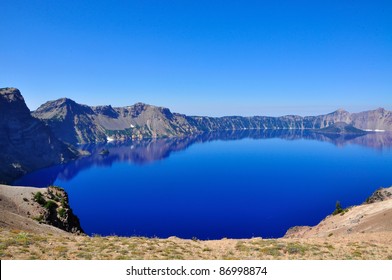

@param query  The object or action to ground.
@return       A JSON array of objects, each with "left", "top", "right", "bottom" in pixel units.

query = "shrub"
[
  {"left": 57, "top": 207, "right": 66, "bottom": 218},
  {"left": 332, "top": 201, "right": 348, "bottom": 215},
  {"left": 33, "top": 215, "right": 44, "bottom": 223},
  {"left": 44, "top": 200, "right": 57, "bottom": 210},
  {"left": 332, "top": 201, "right": 343, "bottom": 215},
  {"left": 60, "top": 198, "right": 67, "bottom": 208},
  {"left": 33, "top": 192, "right": 45, "bottom": 205}
]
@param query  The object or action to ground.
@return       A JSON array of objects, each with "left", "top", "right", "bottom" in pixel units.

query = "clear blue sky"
[{"left": 1, "top": 1, "right": 391, "bottom": 116}]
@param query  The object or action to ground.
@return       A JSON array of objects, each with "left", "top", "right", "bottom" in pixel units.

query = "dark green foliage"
[
  {"left": 60, "top": 198, "right": 67, "bottom": 208},
  {"left": 44, "top": 200, "right": 57, "bottom": 210},
  {"left": 33, "top": 192, "right": 45, "bottom": 205},
  {"left": 57, "top": 207, "right": 66, "bottom": 218},
  {"left": 332, "top": 201, "right": 348, "bottom": 215},
  {"left": 332, "top": 201, "right": 343, "bottom": 215},
  {"left": 33, "top": 215, "right": 44, "bottom": 223}
]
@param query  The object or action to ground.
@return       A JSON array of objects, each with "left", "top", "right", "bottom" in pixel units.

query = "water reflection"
[{"left": 14, "top": 130, "right": 392, "bottom": 187}]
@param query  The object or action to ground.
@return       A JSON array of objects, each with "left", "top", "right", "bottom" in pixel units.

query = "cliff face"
[
  {"left": 0, "top": 88, "right": 78, "bottom": 184},
  {"left": 33, "top": 100, "right": 199, "bottom": 144},
  {"left": 35, "top": 186, "right": 84, "bottom": 233},
  {"left": 352, "top": 108, "right": 392, "bottom": 131},
  {"left": 189, "top": 109, "right": 385, "bottom": 132},
  {"left": 31, "top": 98, "right": 106, "bottom": 144},
  {"left": 33, "top": 96, "right": 392, "bottom": 145},
  {"left": 0, "top": 184, "right": 83, "bottom": 234}
]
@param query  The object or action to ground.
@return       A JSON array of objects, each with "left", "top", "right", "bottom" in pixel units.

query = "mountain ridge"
[{"left": 32, "top": 96, "right": 392, "bottom": 145}]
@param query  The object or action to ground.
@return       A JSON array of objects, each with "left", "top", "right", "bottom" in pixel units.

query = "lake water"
[{"left": 14, "top": 130, "right": 392, "bottom": 239}]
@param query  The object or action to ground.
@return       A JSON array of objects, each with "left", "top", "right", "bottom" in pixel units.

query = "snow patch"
[
  {"left": 364, "top": 129, "right": 385, "bottom": 132},
  {"left": 106, "top": 136, "right": 115, "bottom": 142}
]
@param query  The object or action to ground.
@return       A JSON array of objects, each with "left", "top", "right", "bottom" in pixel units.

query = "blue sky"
[{"left": 1, "top": 1, "right": 391, "bottom": 116}]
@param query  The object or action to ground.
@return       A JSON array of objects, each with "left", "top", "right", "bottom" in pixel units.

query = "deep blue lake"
[{"left": 14, "top": 130, "right": 392, "bottom": 239}]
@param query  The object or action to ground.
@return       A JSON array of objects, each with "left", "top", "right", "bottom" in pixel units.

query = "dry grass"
[{"left": 1, "top": 229, "right": 391, "bottom": 260}]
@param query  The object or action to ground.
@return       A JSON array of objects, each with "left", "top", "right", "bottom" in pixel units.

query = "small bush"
[
  {"left": 57, "top": 207, "right": 66, "bottom": 218},
  {"left": 332, "top": 201, "right": 344, "bottom": 215},
  {"left": 33, "top": 192, "right": 45, "bottom": 205},
  {"left": 33, "top": 215, "right": 44, "bottom": 223},
  {"left": 16, "top": 232, "right": 29, "bottom": 240},
  {"left": 60, "top": 198, "right": 67, "bottom": 208},
  {"left": 44, "top": 200, "right": 57, "bottom": 210}
]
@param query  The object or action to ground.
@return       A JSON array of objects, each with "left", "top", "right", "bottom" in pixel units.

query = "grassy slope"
[{"left": 1, "top": 229, "right": 392, "bottom": 260}]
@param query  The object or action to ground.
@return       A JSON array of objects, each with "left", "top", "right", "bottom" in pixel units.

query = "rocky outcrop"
[
  {"left": 365, "top": 187, "right": 392, "bottom": 204},
  {"left": 32, "top": 96, "right": 392, "bottom": 145},
  {"left": 31, "top": 186, "right": 83, "bottom": 233},
  {"left": 315, "top": 122, "right": 367, "bottom": 135},
  {"left": 0, "top": 88, "right": 79, "bottom": 184},
  {"left": 0, "top": 184, "right": 83, "bottom": 234}
]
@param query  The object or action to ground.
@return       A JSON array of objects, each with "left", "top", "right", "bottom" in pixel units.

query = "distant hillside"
[
  {"left": 32, "top": 96, "right": 392, "bottom": 145},
  {"left": 33, "top": 99, "right": 198, "bottom": 144},
  {"left": 0, "top": 88, "right": 78, "bottom": 184}
]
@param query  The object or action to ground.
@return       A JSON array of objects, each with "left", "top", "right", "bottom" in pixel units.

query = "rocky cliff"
[
  {"left": 33, "top": 99, "right": 199, "bottom": 144},
  {"left": 32, "top": 96, "right": 392, "bottom": 144},
  {"left": 0, "top": 184, "right": 83, "bottom": 234},
  {"left": 189, "top": 108, "right": 392, "bottom": 132},
  {"left": 0, "top": 88, "right": 78, "bottom": 184}
]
